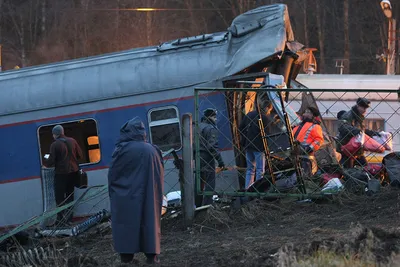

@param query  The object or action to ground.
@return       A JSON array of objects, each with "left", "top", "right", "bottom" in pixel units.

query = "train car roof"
[
  {"left": 297, "top": 74, "right": 400, "bottom": 89},
  {"left": 0, "top": 4, "right": 295, "bottom": 116}
]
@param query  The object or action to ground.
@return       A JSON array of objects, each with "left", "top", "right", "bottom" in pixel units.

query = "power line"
[{"left": 89, "top": 8, "right": 233, "bottom": 12}]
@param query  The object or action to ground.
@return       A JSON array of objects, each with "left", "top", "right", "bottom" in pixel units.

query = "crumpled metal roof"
[{"left": 0, "top": 4, "right": 295, "bottom": 117}]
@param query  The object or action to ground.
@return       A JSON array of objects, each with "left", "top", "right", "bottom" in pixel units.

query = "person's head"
[
  {"left": 257, "top": 93, "right": 273, "bottom": 114},
  {"left": 302, "top": 107, "right": 319, "bottom": 121},
  {"left": 337, "top": 110, "right": 346, "bottom": 120},
  {"left": 52, "top": 125, "right": 64, "bottom": 140},
  {"left": 203, "top": 108, "right": 217, "bottom": 124},
  {"left": 261, "top": 101, "right": 273, "bottom": 114},
  {"left": 356, "top": 97, "right": 370, "bottom": 115},
  {"left": 119, "top": 117, "right": 147, "bottom": 142}
]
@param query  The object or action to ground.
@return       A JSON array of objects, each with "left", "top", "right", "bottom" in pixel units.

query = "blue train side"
[{"left": 0, "top": 4, "right": 307, "bottom": 228}]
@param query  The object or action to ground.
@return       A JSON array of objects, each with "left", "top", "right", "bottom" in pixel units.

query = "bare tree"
[
  {"left": 343, "top": 0, "right": 350, "bottom": 73},
  {"left": 303, "top": 0, "right": 309, "bottom": 47},
  {"left": 184, "top": 0, "right": 198, "bottom": 34},
  {"left": 316, "top": 0, "right": 325, "bottom": 73},
  {"left": 41, "top": 0, "right": 46, "bottom": 33}
]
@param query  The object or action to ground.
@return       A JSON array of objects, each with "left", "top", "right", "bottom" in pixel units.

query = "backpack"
[{"left": 383, "top": 152, "right": 400, "bottom": 187}]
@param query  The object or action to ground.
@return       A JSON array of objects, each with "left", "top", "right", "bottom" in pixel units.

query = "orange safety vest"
[{"left": 293, "top": 122, "right": 323, "bottom": 152}]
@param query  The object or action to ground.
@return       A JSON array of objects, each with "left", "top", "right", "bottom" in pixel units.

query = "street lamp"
[
  {"left": 380, "top": 0, "right": 396, "bottom": 75},
  {"left": 380, "top": 0, "right": 392, "bottom": 18}
]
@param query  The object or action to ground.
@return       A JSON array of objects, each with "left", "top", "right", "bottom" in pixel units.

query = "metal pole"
[
  {"left": 256, "top": 90, "right": 276, "bottom": 185},
  {"left": 0, "top": 44, "right": 2, "bottom": 72},
  {"left": 390, "top": 19, "right": 396, "bottom": 74},
  {"left": 387, "top": 18, "right": 397, "bottom": 75},
  {"left": 182, "top": 113, "right": 194, "bottom": 226},
  {"left": 397, "top": 25, "right": 400, "bottom": 74},
  {"left": 277, "top": 92, "right": 307, "bottom": 195}
]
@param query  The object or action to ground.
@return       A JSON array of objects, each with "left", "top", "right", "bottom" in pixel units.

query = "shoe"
[{"left": 146, "top": 255, "right": 160, "bottom": 265}]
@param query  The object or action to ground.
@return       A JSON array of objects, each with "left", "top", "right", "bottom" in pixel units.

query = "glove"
[
  {"left": 173, "top": 159, "right": 183, "bottom": 170},
  {"left": 218, "top": 161, "right": 225, "bottom": 169}
]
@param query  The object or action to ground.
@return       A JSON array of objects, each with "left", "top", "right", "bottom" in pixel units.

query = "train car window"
[
  {"left": 37, "top": 119, "right": 101, "bottom": 165},
  {"left": 148, "top": 106, "right": 182, "bottom": 152},
  {"left": 324, "top": 118, "right": 385, "bottom": 137}
]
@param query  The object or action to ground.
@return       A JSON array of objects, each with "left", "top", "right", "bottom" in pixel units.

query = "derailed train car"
[{"left": 0, "top": 4, "right": 325, "bottom": 228}]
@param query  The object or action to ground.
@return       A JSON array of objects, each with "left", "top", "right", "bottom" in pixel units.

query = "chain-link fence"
[{"left": 193, "top": 86, "right": 400, "bottom": 201}]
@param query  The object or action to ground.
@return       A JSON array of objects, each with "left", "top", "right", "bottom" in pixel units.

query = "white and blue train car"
[
  {"left": 296, "top": 74, "right": 400, "bottom": 161},
  {"left": 0, "top": 4, "right": 310, "bottom": 228}
]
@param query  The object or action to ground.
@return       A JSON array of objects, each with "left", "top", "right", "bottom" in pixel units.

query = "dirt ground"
[{"left": 2, "top": 187, "right": 400, "bottom": 267}]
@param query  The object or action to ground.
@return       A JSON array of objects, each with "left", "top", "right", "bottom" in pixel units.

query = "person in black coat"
[
  {"left": 196, "top": 108, "right": 225, "bottom": 207},
  {"left": 239, "top": 100, "right": 274, "bottom": 189},
  {"left": 108, "top": 117, "right": 164, "bottom": 265},
  {"left": 338, "top": 97, "right": 380, "bottom": 168}
]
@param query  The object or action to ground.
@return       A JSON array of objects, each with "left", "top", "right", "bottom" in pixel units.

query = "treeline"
[{"left": 0, "top": 0, "right": 397, "bottom": 74}]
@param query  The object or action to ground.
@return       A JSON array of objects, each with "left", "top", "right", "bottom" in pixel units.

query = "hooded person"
[{"left": 108, "top": 117, "right": 164, "bottom": 265}]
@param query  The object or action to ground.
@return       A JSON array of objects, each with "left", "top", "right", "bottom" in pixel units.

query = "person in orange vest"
[{"left": 292, "top": 107, "right": 324, "bottom": 176}]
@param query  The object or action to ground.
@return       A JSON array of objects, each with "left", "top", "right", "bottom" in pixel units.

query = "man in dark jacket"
[
  {"left": 108, "top": 117, "right": 164, "bottom": 265},
  {"left": 196, "top": 108, "right": 225, "bottom": 207},
  {"left": 45, "top": 125, "right": 83, "bottom": 225},
  {"left": 239, "top": 101, "right": 273, "bottom": 188},
  {"left": 338, "top": 97, "right": 380, "bottom": 168}
]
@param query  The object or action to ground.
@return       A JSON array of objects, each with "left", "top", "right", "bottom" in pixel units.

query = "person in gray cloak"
[{"left": 108, "top": 117, "right": 164, "bottom": 265}]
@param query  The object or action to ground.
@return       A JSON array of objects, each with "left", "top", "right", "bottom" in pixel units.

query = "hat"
[
  {"left": 203, "top": 108, "right": 217, "bottom": 118},
  {"left": 337, "top": 110, "right": 346, "bottom": 119},
  {"left": 356, "top": 97, "right": 371, "bottom": 108},
  {"left": 52, "top": 125, "right": 64, "bottom": 136},
  {"left": 304, "top": 106, "right": 320, "bottom": 117}
]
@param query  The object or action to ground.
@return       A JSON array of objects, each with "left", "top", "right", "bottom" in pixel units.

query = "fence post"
[{"left": 182, "top": 113, "right": 194, "bottom": 226}]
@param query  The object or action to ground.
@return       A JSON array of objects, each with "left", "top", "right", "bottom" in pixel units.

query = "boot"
[{"left": 145, "top": 254, "right": 160, "bottom": 265}]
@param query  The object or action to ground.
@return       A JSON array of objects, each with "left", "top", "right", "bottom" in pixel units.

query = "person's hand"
[
  {"left": 351, "top": 129, "right": 361, "bottom": 136},
  {"left": 218, "top": 161, "right": 225, "bottom": 169}
]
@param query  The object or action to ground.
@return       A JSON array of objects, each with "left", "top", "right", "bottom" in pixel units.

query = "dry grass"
[{"left": 2, "top": 189, "right": 400, "bottom": 266}]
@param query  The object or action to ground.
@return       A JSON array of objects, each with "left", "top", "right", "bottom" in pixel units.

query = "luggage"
[
  {"left": 274, "top": 172, "right": 297, "bottom": 191},
  {"left": 382, "top": 152, "right": 400, "bottom": 187},
  {"left": 75, "top": 169, "right": 88, "bottom": 189},
  {"left": 364, "top": 163, "right": 384, "bottom": 180},
  {"left": 364, "top": 135, "right": 385, "bottom": 153},
  {"left": 341, "top": 133, "right": 365, "bottom": 156},
  {"left": 372, "top": 131, "right": 393, "bottom": 151},
  {"left": 341, "top": 132, "right": 385, "bottom": 156},
  {"left": 342, "top": 168, "right": 381, "bottom": 195}
]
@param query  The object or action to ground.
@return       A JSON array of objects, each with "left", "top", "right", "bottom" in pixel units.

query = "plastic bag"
[
  {"left": 341, "top": 132, "right": 365, "bottom": 156},
  {"left": 321, "top": 178, "right": 344, "bottom": 194},
  {"left": 320, "top": 173, "right": 341, "bottom": 185},
  {"left": 372, "top": 131, "right": 393, "bottom": 151},
  {"left": 364, "top": 135, "right": 385, "bottom": 153}
]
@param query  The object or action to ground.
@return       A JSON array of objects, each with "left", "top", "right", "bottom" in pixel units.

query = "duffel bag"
[{"left": 383, "top": 152, "right": 400, "bottom": 187}]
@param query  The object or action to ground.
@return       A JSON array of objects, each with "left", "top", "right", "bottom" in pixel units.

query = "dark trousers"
[
  {"left": 54, "top": 172, "right": 77, "bottom": 223},
  {"left": 340, "top": 154, "right": 367, "bottom": 169},
  {"left": 195, "top": 152, "right": 216, "bottom": 207},
  {"left": 301, "top": 158, "right": 312, "bottom": 177}
]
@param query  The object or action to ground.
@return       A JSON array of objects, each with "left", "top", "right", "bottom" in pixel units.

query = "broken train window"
[
  {"left": 148, "top": 106, "right": 182, "bottom": 152},
  {"left": 37, "top": 119, "right": 101, "bottom": 165}
]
